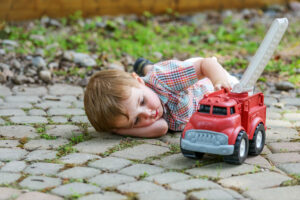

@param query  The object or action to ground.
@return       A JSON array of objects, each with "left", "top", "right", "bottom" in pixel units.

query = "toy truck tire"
[
  {"left": 224, "top": 131, "right": 249, "bottom": 165},
  {"left": 249, "top": 123, "right": 265, "bottom": 155},
  {"left": 180, "top": 147, "right": 204, "bottom": 159}
]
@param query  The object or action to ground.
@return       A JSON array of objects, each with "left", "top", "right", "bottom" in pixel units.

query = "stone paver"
[
  {"left": 268, "top": 142, "right": 300, "bottom": 153},
  {"left": 10, "top": 116, "right": 48, "bottom": 124},
  {"left": 60, "top": 95, "right": 77, "bottom": 102},
  {"left": 0, "top": 140, "right": 19, "bottom": 148},
  {"left": 73, "top": 101, "right": 84, "bottom": 108},
  {"left": 280, "top": 97, "right": 300, "bottom": 106},
  {"left": 264, "top": 96, "right": 277, "bottom": 106},
  {"left": 19, "top": 175, "right": 61, "bottom": 190},
  {"left": 0, "top": 161, "right": 26, "bottom": 173},
  {"left": 152, "top": 153, "right": 197, "bottom": 169},
  {"left": 0, "top": 172, "right": 21, "bottom": 184},
  {"left": 47, "top": 108, "right": 85, "bottom": 116},
  {"left": 188, "top": 189, "right": 243, "bottom": 200},
  {"left": 36, "top": 101, "right": 72, "bottom": 109},
  {"left": 60, "top": 153, "right": 101, "bottom": 164},
  {"left": 0, "top": 109, "right": 26, "bottom": 116},
  {"left": 111, "top": 144, "right": 169, "bottom": 160},
  {"left": 16, "top": 192, "right": 63, "bottom": 200},
  {"left": 28, "top": 109, "right": 47, "bottom": 116},
  {"left": 58, "top": 167, "right": 100, "bottom": 179},
  {"left": 283, "top": 113, "right": 300, "bottom": 121},
  {"left": 0, "top": 148, "right": 28, "bottom": 161},
  {"left": 266, "top": 111, "right": 281, "bottom": 120},
  {"left": 0, "top": 102, "right": 32, "bottom": 109},
  {"left": 138, "top": 190, "right": 185, "bottom": 200},
  {"left": 46, "top": 125, "right": 82, "bottom": 138},
  {"left": 0, "top": 125, "right": 38, "bottom": 138},
  {"left": 5, "top": 96, "right": 40, "bottom": 103},
  {"left": 267, "top": 153, "right": 300, "bottom": 164},
  {"left": 244, "top": 185, "right": 300, "bottom": 200},
  {"left": 71, "top": 115, "right": 90, "bottom": 123},
  {"left": 88, "top": 157, "right": 132, "bottom": 172},
  {"left": 117, "top": 181, "right": 165, "bottom": 194},
  {"left": 74, "top": 138, "right": 121, "bottom": 154},
  {"left": 0, "top": 187, "right": 22, "bottom": 199},
  {"left": 244, "top": 155, "right": 273, "bottom": 169},
  {"left": 12, "top": 86, "right": 48, "bottom": 96},
  {"left": 267, "top": 119, "right": 293, "bottom": 128},
  {"left": 51, "top": 182, "right": 101, "bottom": 197},
  {"left": 0, "top": 85, "right": 12, "bottom": 96},
  {"left": 145, "top": 171, "right": 190, "bottom": 184},
  {"left": 51, "top": 116, "right": 68, "bottom": 123},
  {"left": 186, "top": 163, "right": 257, "bottom": 178},
  {"left": 277, "top": 163, "right": 300, "bottom": 175},
  {"left": 119, "top": 164, "right": 164, "bottom": 178},
  {"left": 24, "top": 162, "right": 64, "bottom": 175},
  {"left": 25, "top": 150, "right": 57, "bottom": 161},
  {"left": 89, "top": 173, "right": 136, "bottom": 188},
  {"left": 218, "top": 171, "right": 291, "bottom": 191},
  {"left": 169, "top": 178, "right": 221, "bottom": 192},
  {"left": 160, "top": 132, "right": 181, "bottom": 145},
  {"left": 48, "top": 84, "right": 83, "bottom": 96},
  {"left": 24, "top": 138, "right": 69, "bottom": 150},
  {"left": 79, "top": 192, "right": 127, "bottom": 200},
  {"left": 266, "top": 127, "right": 299, "bottom": 142}
]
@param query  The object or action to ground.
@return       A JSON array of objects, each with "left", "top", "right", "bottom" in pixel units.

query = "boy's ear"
[{"left": 131, "top": 72, "right": 145, "bottom": 85}]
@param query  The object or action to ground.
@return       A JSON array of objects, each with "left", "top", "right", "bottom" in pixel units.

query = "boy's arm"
[
  {"left": 193, "top": 57, "right": 231, "bottom": 91},
  {"left": 113, "top": 118, "right": 168, "bottom": 138}
]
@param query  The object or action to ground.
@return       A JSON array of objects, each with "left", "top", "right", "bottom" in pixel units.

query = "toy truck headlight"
[{"left": 215, "top": 135, "right": 227, "bottom": 145}]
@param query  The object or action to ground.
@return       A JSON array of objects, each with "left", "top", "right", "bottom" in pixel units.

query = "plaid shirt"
[{"left": 142, "top": 60, "right": 214, "bottom": 131}]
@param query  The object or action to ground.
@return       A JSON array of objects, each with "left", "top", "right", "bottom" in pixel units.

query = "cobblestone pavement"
[{"left": 0, "top": 84, "right": 299, "bottom": 200}]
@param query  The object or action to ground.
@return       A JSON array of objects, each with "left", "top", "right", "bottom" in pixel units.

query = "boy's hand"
[
  {"left": 214, "top": 80, "right": 232, "bottom": 92},
  {"left": 194, "top": 57, "right": 232, "bottom": 92}
]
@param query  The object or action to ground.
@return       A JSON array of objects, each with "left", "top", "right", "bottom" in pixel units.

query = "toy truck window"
[
  {"left": 212, "top": 106, "right": 227, "bottom": 115},
  {"left": 199, "top": 105, "right": 210, "bottom": 113},
  {"left": 230, "top": 107, "right": 235, "bottom": 114}
]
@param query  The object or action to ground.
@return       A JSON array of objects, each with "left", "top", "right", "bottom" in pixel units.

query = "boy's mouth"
[{"left": 153, "top": 109, "right": 158, "bottom": 118}]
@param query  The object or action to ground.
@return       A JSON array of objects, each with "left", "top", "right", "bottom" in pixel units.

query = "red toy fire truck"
[{"left": 180, "top": 18, "right": 288, "bottom": 164}]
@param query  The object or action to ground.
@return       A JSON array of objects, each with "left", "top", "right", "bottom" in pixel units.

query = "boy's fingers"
[
  {"left": 214, "top": 83, "right": 232, "bottom": 92},
  {"left": 214, "top": 84, "right": 222, "bottom": 91}
]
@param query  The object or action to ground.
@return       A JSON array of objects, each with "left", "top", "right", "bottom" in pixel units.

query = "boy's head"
[
  {"left": 84, "top": 69, "right": 140, "bottom": 132},
  {"left": 84, "top": 69, "right": 164, "bottom": 133}
]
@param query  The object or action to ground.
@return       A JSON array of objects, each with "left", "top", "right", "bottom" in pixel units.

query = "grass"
[
  {"left": 1, "top": 11, "right": 299, "bottom": 86},
  {"left": 102, "top": 138, "right": 144, "bottom": 157}
]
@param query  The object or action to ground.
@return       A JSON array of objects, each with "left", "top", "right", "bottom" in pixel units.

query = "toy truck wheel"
[
  {"left": 181, "top": 148, "right": 204, "bottom": 159},
  {"left": 249, "top": 123, "right": 265, "bottom": 155},
  {"left": 224, "top": 131, "right": 249, "bottom": 165}
]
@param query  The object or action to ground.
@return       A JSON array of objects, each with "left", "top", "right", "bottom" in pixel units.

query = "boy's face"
[{"left": 114, "top": 75, "right": 163, "bottom": 129}]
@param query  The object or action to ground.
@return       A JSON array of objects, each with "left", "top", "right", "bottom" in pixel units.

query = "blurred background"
[
  {"left": 0, "top": 0, "right": 299, "bottom": 95},
  {"left": 0, "top": 0, "right": 299, "bottom": 21}
]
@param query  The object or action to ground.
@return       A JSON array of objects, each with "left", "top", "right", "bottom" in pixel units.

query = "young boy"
[{"left": 84, "top": 57, "right": 239, "bottom": 138}]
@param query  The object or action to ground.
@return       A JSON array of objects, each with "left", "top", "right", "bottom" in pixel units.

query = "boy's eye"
[
  {"left": 134, "top": 117, "right": 139, "bottom": 125},
  {"left": 140, "top": 97, "right": 145, "bottom": 105}
]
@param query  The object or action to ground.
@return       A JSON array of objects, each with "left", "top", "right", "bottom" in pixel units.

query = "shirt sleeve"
[{"left": 148, "top": 60, "right": 198, "bottom": 92}]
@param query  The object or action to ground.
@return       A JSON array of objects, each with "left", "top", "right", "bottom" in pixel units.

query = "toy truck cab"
[{"left": 180, "top": 89, "right": 266, "bottom": 164}]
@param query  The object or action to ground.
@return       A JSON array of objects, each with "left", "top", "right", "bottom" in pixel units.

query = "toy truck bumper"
[{"left": 181, "top": 129, "right": 234, "bottom": 155}]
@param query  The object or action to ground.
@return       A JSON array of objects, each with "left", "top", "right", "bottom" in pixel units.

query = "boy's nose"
[{"left": 140, "top": 108, "right": 153, "bottom": 118}]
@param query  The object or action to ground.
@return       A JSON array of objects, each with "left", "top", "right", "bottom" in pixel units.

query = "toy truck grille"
[
  {"left": 181, "top": 130, "right": 234, "bottom": 155},
  {"left": 185, "top": 130, "right": 228, "bottom": 145}
]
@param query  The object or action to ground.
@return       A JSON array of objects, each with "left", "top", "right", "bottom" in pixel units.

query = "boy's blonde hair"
[{"left": 84, "top": 69, "right": 140, "bottom": 132}]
